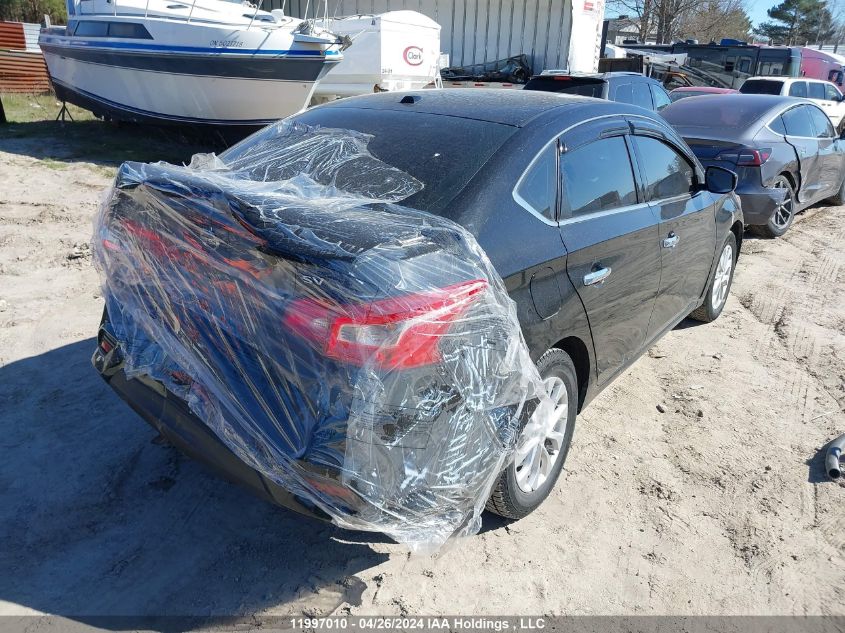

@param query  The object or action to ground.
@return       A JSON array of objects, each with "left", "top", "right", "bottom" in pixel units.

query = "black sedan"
[
  {"left": 662, "top": 94, "right": 845, "bottom": 237},
  {"left": 92, "top": 90, "right": 742, "bottom": 531}
]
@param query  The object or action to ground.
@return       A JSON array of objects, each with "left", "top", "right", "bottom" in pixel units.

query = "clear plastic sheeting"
[{"left": 92, "top": 120, "right": 552, "bottom": 550}]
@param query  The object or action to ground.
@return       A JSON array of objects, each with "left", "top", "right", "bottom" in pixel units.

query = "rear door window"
[
  {"left": 782, "top": 106, "right": 816, "bottom": 137},
  {"left": 560, "top": 136, "right": 638, "bottom": 219},
  {"left": 807, "top": 105, "right": 835, "bottom": 138},
  {"left": 632, "top": 83, "right": 654, "bottom": 109},
  {"left": 808, "top": 82, "right": 826, "bottom": 100},
  {"left": 788, "top": 81, "right": 808, "bottom": 98},
  {"left": 614, "top": 83, "right": 634, "bottom": 104},
  {"left": 514, "top": 144, "right": 557, "bottom": 221},
  {"left": 651, "top": 85, "right": 672, "bottom": 111}
]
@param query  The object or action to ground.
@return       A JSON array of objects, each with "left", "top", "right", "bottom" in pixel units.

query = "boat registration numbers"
[{"left": 210, "top": 40, "right": 244, "bottom": 48}]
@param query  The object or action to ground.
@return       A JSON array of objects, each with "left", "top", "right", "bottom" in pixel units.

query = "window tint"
[
  {"left": 631, "top": 136, "right": 695, "bottom": 200},
  {"left": 632, "top": 82, "right": 653, "bottom": 109},
  {"left": 107, "top": 22, "right": 153, "bottom": 39},
  {"left": 808, "top": 82, "right": 825, "bottom": 99},
  {"left": 614, "top": 83, "right": 634, "bottom": 104},
  {"left": 806, "top": 105, "right": 835, "bottom": 138},
  {"left": 514, "top": 144, "right": 557, "bottom": 221},
  {"left": 74, "top": 20, "right": 108, "bottom": 36},
  {"left": 769, "top": 115, "right": 787, "bottom": 134},
  {"left": 523, "top": 77, "right": 605, "bottom": 97},
  {"left": 788, "top": 81, "right": 807, "bottom": 97},
  {"left": 560, "top": 136, "right": 637, "bottom": 218},
  {"left": 651, "top": 85, "right": 672, "bottom": 110},
  {"left": 739, "top": 79, "right": 784, "bottom": 95},
  {"left": 825, "top": 83, "right": 841, "bottom": 101},
  {"left": 781, "top": 106, "right": 816, "bottom": 137}
]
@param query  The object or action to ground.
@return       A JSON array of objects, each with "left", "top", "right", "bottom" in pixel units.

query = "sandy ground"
[{"left": 0, "top": 129, "right": 843, "bottom": 623}]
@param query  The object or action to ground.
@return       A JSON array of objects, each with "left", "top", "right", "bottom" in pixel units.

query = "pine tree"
[{"left": 755, "top": 0, "right": 834, "bottom": 45}]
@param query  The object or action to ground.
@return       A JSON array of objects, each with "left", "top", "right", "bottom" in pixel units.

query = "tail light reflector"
[
  {"left": 716, "top": 148, "right": 772, "bottom": 166},
  {"left": 283, "top": 279, "right": 487, "bottom": 369}
]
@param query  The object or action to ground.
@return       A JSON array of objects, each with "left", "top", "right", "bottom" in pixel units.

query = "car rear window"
[
  {"left": 524, "top": 76, "right": 605, "bottom": 98},
  {"left": 740, "top": 79, "right": 784, "bottom": 95},
  {"left": 220, "top": 107, "right": 516, "bottom": 214},
  {"left": 662, "top": 97, "right": 774, "bottom": 130}
]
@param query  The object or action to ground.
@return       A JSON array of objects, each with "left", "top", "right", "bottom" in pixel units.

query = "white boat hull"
[{"left": 43, "top": 51, "right": 321, "bottom": 124}]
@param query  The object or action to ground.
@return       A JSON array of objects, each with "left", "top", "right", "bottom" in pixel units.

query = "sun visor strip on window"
[{"left": 92, "top": 121, "right": 553, "bottom": 552}]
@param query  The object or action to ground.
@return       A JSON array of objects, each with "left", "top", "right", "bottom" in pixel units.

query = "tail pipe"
[{"left": 826, "top": 433, "right": 845, "bottom": 480}]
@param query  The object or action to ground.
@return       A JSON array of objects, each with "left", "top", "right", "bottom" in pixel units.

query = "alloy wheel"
[
  {"left": 772, "top": 178, "right": 794, "bottom": 229},
  {"left": 514, "top": 376, "right": 569, "bottom": 494},
  {"left": 710, "top": 242, "right": 734, "bottom": 312}
]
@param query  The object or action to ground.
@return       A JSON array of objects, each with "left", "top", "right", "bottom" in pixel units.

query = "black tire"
[
  {"left": 689, "top": 232, "right": 737, "bottom": 323},
  {"left": 486, "top": 348, "right": 577, "bottom": 520},
  {"left": 755, "top": 175, "right": 795, "bottom": 238}
]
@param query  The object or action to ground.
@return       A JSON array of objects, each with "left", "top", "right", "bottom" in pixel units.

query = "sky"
[{"left": 746, "top": 0, "right": 773, "bottom": 28}]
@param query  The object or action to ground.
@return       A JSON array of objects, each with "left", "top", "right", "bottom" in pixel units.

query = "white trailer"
[
  {"left": 273, "top": 0, "right": 606, "bottom": 75},
  {"left": 313, "top": 10, "right": 441, "bottom": 101}
]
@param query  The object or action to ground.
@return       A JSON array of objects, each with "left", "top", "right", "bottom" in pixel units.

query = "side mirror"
[{"left": 704, "top": 165, "right": 737, "bottom": 194}]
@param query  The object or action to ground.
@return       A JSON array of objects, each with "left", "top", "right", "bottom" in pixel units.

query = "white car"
[{"left": 740, "top": 76, "right": 845, "bottom": 131}]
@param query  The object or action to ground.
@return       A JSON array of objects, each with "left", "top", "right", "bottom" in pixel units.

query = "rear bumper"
[
  {"left": 734, "top": 183, "right": 788, "bottom": 227},
  {"left": 93, "top": 343, "right": 340, "bottom": 522}
]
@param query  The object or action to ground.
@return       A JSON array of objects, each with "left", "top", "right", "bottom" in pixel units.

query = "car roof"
[
  {"left": 319, "top": 88, "right": 615, "bottom": 127},
  {"left": 536, "top": 71, "right": 647, "bottom": 80}
]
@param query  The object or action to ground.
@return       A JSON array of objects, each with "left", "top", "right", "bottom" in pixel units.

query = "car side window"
[
  {"left": 769, "top": 115, "right": 787, "bottom": 134},
  {"left": 630, "top": 136, "right": 695, "bottom": 200},
  {"left": 806, "top": 105, "right": 835, "bottom": 138},
  {"left": 782, "top": 106, "right": 815, "bottom": 137},
  {"left": 513, "top": 143, "right": 557, "bottom": 222},
  {"left": 808, "top": 82, "right": 825, "bottom": 100},
  {"left": 614, "top": 83, "right": 634, "bottom": 104},
  {"left": 788, "top": 81, "right": 807, "bottom": 98},
  {"left": 651, "top": 85, "right": 672, "bottom": 111},
  {"left": 825, "top": 83, "right": 841, "bottom": 101},
  {"left": 632, "top": 83, "right": 653, "bottom": 109},
  {"left": 560, "top": 136, "right": 638, "bottom": 219}
]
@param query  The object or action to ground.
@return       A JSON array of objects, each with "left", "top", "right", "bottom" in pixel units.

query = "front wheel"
[
  {"left": 689, "top": 232, "right": 737, "bottom": 323},
  {"left": 486, "top": 348, "right": 577, "bottom": 520}
]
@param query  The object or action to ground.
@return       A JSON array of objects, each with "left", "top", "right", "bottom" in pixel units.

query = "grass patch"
[{"left": 0, "top": 91, "right": 239, "bottom": 167}]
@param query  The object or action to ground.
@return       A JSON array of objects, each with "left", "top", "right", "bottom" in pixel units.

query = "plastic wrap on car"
[{"left": 92, "top": 120, "right": 553, "bottom": 551}]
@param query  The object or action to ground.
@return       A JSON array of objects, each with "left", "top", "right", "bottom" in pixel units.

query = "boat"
[
  {"left": 311, "top": 10, "right": 441, "bottom": 102},
  {"left": 38, "top": 0, "right": 346, "bottom": 125}
]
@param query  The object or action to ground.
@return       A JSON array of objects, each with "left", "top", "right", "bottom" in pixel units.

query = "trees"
[
  {"left": 754, "top": 0, "right": 835, "bottom": 45},
  {"left": 0, "top": 0, "right": 68, "bottom": 24},
  {"left": 608, "top": 0, "right": 752, "bottom": 43}
]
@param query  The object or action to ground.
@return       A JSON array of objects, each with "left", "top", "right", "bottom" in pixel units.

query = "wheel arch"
[
  {"left": 730, "top": 219, "right": 743, "bottom": 259},
  {"left": 551, "top": 336, "right": 590, "bottom": 412}
]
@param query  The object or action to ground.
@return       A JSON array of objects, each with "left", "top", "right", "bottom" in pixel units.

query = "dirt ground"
[{"left": 0, "top": 110, "right": 843, "bottom": 623}]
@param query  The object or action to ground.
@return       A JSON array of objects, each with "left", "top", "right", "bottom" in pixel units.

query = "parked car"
[
  {"left": 739, "top": 76, "right": 845, "bottom": 132},
  {"left": 662, "top": 94, "right": 845, "bottom": 237},
  {"left": 669, "top": 86, "right": 739, "bottom": 102},
  {"left": 93, "top": 90, "right": 742, "bottom": 525},
  {"left": 524, "top": 71, "right": 673, "bottom": 111}
]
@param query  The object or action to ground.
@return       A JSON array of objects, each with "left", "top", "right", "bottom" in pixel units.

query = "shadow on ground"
[
  {"left": 0, "top": 339, "right": 389, "bottom": 627},
  {"left": 0, "top": 118, "right": 245, "bottom": 167}
]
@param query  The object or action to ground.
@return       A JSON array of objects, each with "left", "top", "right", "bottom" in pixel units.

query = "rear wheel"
[
  {"left": 486, "top": 348, "right": 577, "bottom": 520},
  {"left": 757, "top": 175, "right": 795, "bottom": 238}
]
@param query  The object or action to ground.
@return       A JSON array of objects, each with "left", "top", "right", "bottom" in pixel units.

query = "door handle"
[
  {"left": 662, "top": 232, "right": 680, "bottom": 248},
  {"left": 583, "top": 266, "right": 612, "bottom": 286}
]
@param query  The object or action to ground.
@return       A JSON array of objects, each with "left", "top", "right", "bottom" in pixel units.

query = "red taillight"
[
  {"left": 716, "top": 148, "right": 772, "bottom": 166},
  {"left": 284, "top": 279, "right": 488, "bottom": 369},
  {"left": 553, "top": 75, "right": 572, "bottom": 81}
]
